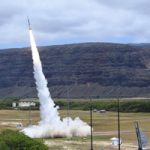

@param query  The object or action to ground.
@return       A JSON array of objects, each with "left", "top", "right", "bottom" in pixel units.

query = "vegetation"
[
  {"left": 0, "top": 98, "right": 19, "bottom": 109},
  {"left": 1, "top": 98, "right": 150, "bottom": 112},
  {"left": 55, "top": 99, "right": 150, "bottom": 112},
  {"left": 0, "top": 129, "right": 48, "bottom": 150}
]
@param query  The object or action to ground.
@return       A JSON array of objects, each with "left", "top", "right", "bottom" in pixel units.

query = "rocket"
[{"left": 27, "top": 17, "right": 31, "bottom": 30}]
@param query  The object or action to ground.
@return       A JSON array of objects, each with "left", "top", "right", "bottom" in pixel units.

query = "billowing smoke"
[{"left": 22, "top": 28, "right": 90, "bottom": 138}]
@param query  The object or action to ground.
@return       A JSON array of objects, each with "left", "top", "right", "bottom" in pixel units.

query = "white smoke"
[{"left": 22, "top": 29, "right": 90, "bottom": 138}]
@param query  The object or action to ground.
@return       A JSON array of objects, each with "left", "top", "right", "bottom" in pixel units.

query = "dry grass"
[{"left": 0, "top": 109, "right": 150, "bottom": 149}]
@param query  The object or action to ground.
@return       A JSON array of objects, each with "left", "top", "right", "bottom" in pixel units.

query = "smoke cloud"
[{"left": 22, "top": 28, "right": 90, "bottom": 138}]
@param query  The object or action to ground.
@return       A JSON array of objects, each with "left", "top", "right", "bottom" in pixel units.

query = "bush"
[{"left": 0, "top": 130, "right": 48, "bottom": 150}]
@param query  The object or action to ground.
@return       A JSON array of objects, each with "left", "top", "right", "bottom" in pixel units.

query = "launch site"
[{"left": 1, "top": 0, "right": 150, "bottom": 150}]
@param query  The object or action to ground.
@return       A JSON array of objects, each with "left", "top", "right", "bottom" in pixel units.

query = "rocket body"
[{"left": 27, "top": 17, "right": 31, "bottom": 30}]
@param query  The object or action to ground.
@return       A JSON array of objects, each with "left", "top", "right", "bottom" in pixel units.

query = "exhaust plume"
[{"left": 22, "top": 24, "right": 90, "bottom": 138}]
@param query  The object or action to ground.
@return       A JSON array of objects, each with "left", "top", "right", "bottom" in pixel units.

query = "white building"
[
  {"left": 12, "top": 102, "right": 17, "bottom": 108},
  {"left": 18, "top": 99, "right": 37, "bottom": 108},
  {"left": 111, "top": 137, "right": 122, "bottom": 146}
]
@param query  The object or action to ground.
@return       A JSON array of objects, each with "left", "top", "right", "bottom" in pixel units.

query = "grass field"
[{"left": 0, "top": 109, "right": 150, "bottom": 149}]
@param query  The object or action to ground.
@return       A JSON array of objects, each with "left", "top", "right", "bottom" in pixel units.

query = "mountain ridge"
[{"left": 0, "top": 42, "right": 150, "bottom": 98}]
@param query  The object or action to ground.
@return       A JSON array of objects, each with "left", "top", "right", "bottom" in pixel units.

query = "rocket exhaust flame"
[{"left": 22, "top": 21, "right": 90, "bottom": 138}]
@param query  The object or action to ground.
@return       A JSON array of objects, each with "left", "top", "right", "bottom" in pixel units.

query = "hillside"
[{"left": 0, "top": 42, "right": 150, "bottom": 98}]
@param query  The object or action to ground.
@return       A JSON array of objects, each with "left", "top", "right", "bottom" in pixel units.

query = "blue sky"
[{"left": 0, "top": 0, "right": 150, "bottom": 49}]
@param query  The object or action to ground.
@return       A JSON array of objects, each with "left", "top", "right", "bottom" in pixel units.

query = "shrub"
[{"left": 0, "top": 130, "right": 48, "bottom": 150}]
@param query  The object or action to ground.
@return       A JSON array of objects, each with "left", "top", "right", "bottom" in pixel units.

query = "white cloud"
[{"left": 0, "top": 0, "right": 150, "bottom": 48}]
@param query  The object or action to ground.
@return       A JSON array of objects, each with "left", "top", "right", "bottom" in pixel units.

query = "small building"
[
  {"left": 111, "top": 137, "right": 122, "bottom": 146},
  {"left": 18, "top": 98, "right": 37, "bottom": 108},
  {"left": 93, "top": 109, "right": 97, "bottom": 112},
  {"left": 12, "top": 102, "right": 17, "bottom": 108},
  {"left": 99, "top": 109, "right": 106, "bottom": 113}
]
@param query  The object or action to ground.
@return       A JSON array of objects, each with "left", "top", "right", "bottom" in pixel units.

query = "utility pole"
[
  {"left": 29, "top": 104, "right": 32, "bottom": 125},
  {"left": 117, "top": 97, "right": 121, "bottom": 150},
  {"left": 66, "top": 86, "right": 70, "bottom": 126},
  {"left": 134, "top": 122, "right": 142, "bottom": 150},
  {"left": 88, "top": 83, "right": 93, "bottom": 150},
  {"left": 90, "top": 97, "right": 93, "bottom": 150}
]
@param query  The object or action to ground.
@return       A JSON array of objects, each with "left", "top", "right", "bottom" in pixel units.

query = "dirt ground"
[{"left": 45, "top": 139, "right": 139, "bottom": 150}]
